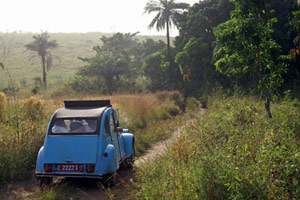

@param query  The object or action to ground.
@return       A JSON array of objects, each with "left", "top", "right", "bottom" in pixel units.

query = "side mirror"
[{"left": 116, "top": 127, "right": 123, "bottom": 132}]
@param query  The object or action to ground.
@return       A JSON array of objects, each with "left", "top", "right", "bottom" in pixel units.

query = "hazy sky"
[{"left": 0, "top": 0, "right": 199, "bottom": 36}]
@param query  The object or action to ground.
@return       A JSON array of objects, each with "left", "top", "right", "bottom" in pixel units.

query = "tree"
[
  {"left": 78, "top": 33, "right": 139, "bottom": 94},
  {"left": 0, "top": 62, "right": 3, "bottom": 70},
  {"left": 78, "top": 52, "right": 129, "bottom": 95},
  {"left": 143, "top": 49, "right": 170, "bottom": 91},
  {"left": 214, "top": 0, "right": 286, "bottom": 118},
  {"left": 25, "top": 32, "right": 58, "bottom": 89},
  {"left": 175, "top": 0, "right": 233, "bottom": 97},
  {"left": 144, "top": 0, "right": 189, "bottom": 83}
]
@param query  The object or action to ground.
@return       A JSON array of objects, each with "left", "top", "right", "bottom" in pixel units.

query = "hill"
[{"left": 0, "top": 32, "right": 168, "bottom": 91}]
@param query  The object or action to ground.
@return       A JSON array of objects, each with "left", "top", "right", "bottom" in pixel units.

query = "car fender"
[
  {"left": 122, "top": 133, "right": 134, "bottom": 158},
  {"left": 99, "top": 144, "right": 118, "bottom": 174},
  {"left": 36, "top": 146, "right": 45, "bottom": 173}
]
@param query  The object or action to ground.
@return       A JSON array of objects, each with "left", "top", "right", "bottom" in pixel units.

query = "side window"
[
  {"left": 104, "top": 116, "right": 110, "bottom": 138},
  {"left": 110, "top": 113, "right": 115, "bottom": 133}
]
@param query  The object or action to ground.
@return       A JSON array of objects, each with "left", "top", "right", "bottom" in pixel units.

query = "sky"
[{"left": 0, "top": 0, "right": 199, "bottom": 36}]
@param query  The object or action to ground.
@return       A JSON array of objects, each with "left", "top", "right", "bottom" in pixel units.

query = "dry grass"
[{"left": 0, "top": 92, "right": 7, "bottom": 122}]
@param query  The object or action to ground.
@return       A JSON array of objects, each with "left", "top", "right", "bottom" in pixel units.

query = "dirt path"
[
  {"left": 135, "top": 108, "right": 206, "bottom": 167},
  {"left": 1, "top": 107, "right": 206, "bottom": 200}
]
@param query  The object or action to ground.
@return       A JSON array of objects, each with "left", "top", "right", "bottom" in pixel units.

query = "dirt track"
[{"left": 1, "top": 107, "right": 206, "bottom": 200}]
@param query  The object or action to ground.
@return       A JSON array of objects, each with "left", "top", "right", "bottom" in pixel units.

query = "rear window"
[{"left": 50, "top": 118, "right": 98, "bottom": 135}]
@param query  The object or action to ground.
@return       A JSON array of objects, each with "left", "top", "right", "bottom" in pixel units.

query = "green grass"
[
  {"left": 32, "top": 184, "right": 75, "bottom": 200},
  {"left": 135, "top": 95, "right": 300, "bottom": 199}
]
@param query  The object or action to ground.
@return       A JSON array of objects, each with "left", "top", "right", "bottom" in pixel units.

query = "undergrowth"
[
  {"left": 32, "top": 184, "right": 74, "bottom": 200},
  {"left": 0, "top": 95, "right": 49, "bottom": 184},
  {"left": 136, "top": 95, "right": 300, "bottom": 199}
]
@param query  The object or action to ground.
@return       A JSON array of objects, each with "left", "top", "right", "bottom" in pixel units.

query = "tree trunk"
[
  {"left": 42, "top": 55, "right": 47, "bottom": 89},
  {"left": 166, "top": 19, "right": 172, "bottom": 88},
  {"left": 105, "top": 77, "right": 113, "bottom": 96},
  {"left": 265, "top": 90, "right": 272, "bottom": 119}
]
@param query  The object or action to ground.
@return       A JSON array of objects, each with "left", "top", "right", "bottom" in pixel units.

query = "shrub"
[
  {"left": 22, "top": 97, "right": 45, "bottom": 121},
  {"left": 186, "top": 97, "right": 198, "bottom": 112},
  {"left": 170, "top": 91, "right": 185, "bottom": 111},
  {"left": 199, "top": 95, "right": 208, "bottom": 108},
  {"left": 153, "top": 100, "right": 180, "bottom": 120},
  {"left": 155, "top": 91, "right": 170, "bottom": 102}
]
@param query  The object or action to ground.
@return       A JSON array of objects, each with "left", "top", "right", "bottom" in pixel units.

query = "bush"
[
  {"left": 186, "top": 97, "right": 198, "bottom": 112},
  {"left": 153, "top": 100, "right": 181, "bottom": 120},
  {"left": 155, "top": 91, "right": 170, "bottom": 102},
  {"left": 170, "top": 91, "right": 185, "bottom": 111},
  {"left": 199, "top": 95, "right": 208, "bottom": 108},
  {"left": 22, "top": 97, "right": 45, "bottom": 121}
]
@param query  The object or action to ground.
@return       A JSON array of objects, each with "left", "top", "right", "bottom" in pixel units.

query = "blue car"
[{"left": 36, "top": 100, "right": 135, "bottom": 185}]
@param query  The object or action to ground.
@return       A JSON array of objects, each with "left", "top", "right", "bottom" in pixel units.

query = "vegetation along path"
[
  {"left": 1, "top": 104, "right": 205, "bottom": 200},
  {"left": 135, "top": 105, "right": 206, "bottom": 168}
]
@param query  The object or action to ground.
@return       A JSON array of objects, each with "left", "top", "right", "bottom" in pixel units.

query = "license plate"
[{"left": 55, "top": 164, "right": 83, "bottom": 172}]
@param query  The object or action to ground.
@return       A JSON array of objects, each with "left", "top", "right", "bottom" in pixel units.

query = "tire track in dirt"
[{"left": 135, "top": 106, "right": 206, "bottom": 168}]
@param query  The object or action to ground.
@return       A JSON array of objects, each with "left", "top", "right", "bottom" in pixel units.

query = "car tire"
[
  {"left": 39, "top": 177, "right": 52, "bottom": 186},
  {"left": 124, "top": 143, "right": 135, "bottom": 168},
  {"left": 102, "top": 172, "right": 117, "bottom": 187}
]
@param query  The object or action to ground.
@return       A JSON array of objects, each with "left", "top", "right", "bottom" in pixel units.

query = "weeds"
[
  {"left": 0, "top": 97, "right": 49, "bottom": 184},
  {"left": 136, "top": 95, "right": 300, "bottom": 199},
  {"left": 32, "top": 184, "right": 74, "bottom": 200}
]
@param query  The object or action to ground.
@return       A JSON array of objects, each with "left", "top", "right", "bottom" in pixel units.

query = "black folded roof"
[
  {"left": 64, "top": 100, "right": 111, "bottom": 108},
  {"left": 52, "top": 100, "right": 110, "bottom": 119},
  {"left": 54, "top": 107, "right": 107, "bottom": 119}
]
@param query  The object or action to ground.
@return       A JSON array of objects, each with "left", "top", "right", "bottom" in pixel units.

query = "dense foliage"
[{"left": 214, "top": 0, "right": 287, "bottom": 118}]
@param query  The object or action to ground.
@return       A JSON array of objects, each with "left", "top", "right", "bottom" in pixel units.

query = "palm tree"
[
  {"left": 25, "top": 32, "right": 58, "bottom": 89},
  {"left": 144, "top": 0, "right": 189, "bottom": 82}
]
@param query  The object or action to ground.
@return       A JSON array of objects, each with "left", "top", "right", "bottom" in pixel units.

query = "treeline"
[
  {"left": 71, "top": 0, "right": 300, "bottom": 102},
  {"left": 71, "top": 33, "right": 167, "bottom": 94}
]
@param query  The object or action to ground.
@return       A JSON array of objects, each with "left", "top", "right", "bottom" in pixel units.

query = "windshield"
[{"left": 50, "top": 118, "right": 98, "bottom": 135}]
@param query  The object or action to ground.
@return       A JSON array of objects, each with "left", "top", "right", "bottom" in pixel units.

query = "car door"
[{"left": 110, "top": 112, "right": 121, "bottom": 163}]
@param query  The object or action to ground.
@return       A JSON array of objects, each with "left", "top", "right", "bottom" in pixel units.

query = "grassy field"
[
  {"left": 135, "top": 94, "right": 300, "bottom": 199},
  {"left": 0, "top": 91, "right": 183, "bottom": 185},
  {"left": 0, "top": 32, "right": 167, "bottom": 91}
]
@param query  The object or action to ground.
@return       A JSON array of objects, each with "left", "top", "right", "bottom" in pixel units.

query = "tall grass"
[
  {"left": 0, "top": 95, "right": 49, "bottom": 184},
  {"left": 136, "top": 95, "right": 300, "bottom": 199}
]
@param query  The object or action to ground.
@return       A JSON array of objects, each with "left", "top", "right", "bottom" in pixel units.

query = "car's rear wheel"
[
  {"left": 124, "top": 143, "right": 135, "bottom": 168},
  {"left": 102, "top": 172, "right": 117, "bottom": 187},
  {"left": 38, "top": 177, "right": 52, "bottom": 186}
]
